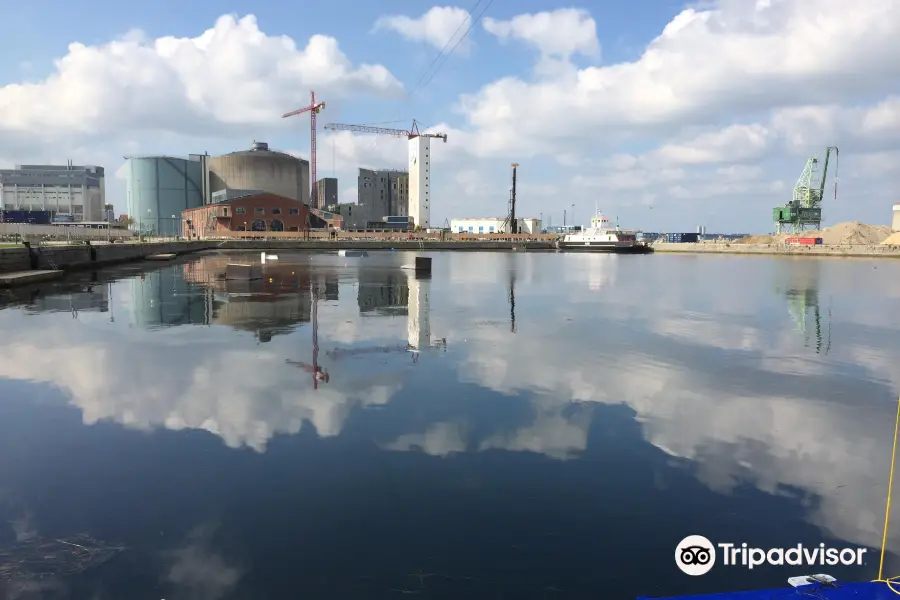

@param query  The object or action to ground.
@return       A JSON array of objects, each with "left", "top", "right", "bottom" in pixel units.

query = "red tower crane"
[{"left": 282, "top": 91, "right": 326, "bottom": 209}]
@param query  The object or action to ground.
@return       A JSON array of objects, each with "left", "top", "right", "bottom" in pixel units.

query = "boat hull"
[{"left": 557, "top": 241, "right": 653, "bottom": 254}]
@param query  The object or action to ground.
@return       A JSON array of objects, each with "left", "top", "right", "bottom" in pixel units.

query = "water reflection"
[
  {"left": 1, "top": 252, "right": 900, "bottom": 598},
  {"left": 26, "top": 281, "right": 109, "bottom": 315},
  {"left": 358, "top": 267, "right": 408, "bottom": 316},
  {"left": 129, "top": 266, "right": 213, "bottom": 327},
  {"left": 775, "top": 260, "right": 833, "bottom": 354}
]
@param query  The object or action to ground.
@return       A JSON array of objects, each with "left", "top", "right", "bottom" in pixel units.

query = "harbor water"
[{"left": 1, "top": 250, "right": 900, "bottom": 599}]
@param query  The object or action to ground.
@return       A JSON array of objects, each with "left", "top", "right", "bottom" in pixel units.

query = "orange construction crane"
[{"left": 282, "top": 91, "right": 326, "bottom": 209}]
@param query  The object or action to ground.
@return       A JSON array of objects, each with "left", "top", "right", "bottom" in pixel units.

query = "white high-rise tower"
[{"left": 408, "top": 136, "right": 431, "bottom": 229}]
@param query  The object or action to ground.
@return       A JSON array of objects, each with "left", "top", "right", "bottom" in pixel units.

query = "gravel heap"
[{"left": 736, "top": 222, "right": 892, "bottom": 245}]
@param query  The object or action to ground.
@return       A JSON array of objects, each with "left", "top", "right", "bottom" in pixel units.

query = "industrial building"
[
  {"left": 181, "top": 192, "right": 314, "bottom": 238},
  {"left": 450, "top": 217, "right": 542, "bottom": 234},
  {"left": 125, "top": 155, "right": 207, "bottom": 236},
  {"left": 0, "top": 162, "right": 105, "bottom": 221},
  {"left": 315, "top": 178, "right": 338, "bottom": 210},
  {"left": 208, "top": 141, "right": 309, "bottom": 205},
  {"left": 326, "top": 169, "right": 408, "bottom": 229},
  {"left": 893, "top": 203, "right": 900, "bottom": 231},
  {"left": 358, "top": 169, "right": 408, "bottom": 217}
]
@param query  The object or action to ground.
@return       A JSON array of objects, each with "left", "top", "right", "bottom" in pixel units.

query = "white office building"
[
  {"left": 450, "top": 217, "right": 542, "bottom": 234},
  {"left": 0, "top": 162, "right": 105, "bottom": 221}
]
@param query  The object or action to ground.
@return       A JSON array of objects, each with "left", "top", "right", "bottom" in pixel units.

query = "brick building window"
[
  {"left": 254, "top": 207, "right": 264, "bottom": 215},
  {"left": 271, "top": 208, "right": 282, "bottom": 215},
  {"left": 289, "top": 208, "right": 299, "bottom": 215},
  {"left": 235, "top": 207, "right": 245, "bottom": 214}
]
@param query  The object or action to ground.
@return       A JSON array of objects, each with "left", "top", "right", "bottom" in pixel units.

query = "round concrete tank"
[
  {"left": 208, "top": 142, "right": 309, "bottom": 204},
  {"left": 125, "top": 157, "right": 205, "bottom": 236}
]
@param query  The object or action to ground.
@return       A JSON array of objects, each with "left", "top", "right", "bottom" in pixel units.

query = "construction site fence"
[{"left": 197, "top": 231, "right": 560, "bottom": 242}]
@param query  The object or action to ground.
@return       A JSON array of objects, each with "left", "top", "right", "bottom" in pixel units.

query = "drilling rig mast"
[{"left": 773, "top": 146, "right": 839, "bottom": 234}]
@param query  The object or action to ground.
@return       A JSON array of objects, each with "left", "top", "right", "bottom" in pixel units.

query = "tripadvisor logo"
[{"left": 674, "top": 535, "right": 867, "bottom": 576}]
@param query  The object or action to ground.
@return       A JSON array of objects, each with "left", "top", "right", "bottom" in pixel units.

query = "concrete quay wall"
[
  {"left": 0, "top": 241, "right": 211, "bottom": 273},
  {"left": 653, "top": 242, "right": 900, "bottom": 258}
]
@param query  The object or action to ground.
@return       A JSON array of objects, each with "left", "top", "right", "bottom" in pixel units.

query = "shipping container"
[
  {"left": 0, "top": 210, "right": 52, "bottom": 225},
  {"left": 785, "top": 237, "right": 823, "bottom": 245},
  {"left": 664, "top": 232, "right": 700, "bottom": 243}
]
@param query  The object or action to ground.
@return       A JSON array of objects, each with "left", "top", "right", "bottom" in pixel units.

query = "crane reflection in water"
[{"left": 778, "top": 261, "right": 832, "bottom": 355}]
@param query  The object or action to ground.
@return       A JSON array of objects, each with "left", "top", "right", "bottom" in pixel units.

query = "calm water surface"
[{"left": 1, "top": 250, "right": 900, "bottom": 599}]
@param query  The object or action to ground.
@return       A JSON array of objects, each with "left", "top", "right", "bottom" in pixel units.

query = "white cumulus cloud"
[
  {"left": 482, "top": 8, "right": 600, "bottom": 61},
  {"left": 0, "top": 14, "right": 402, "bottom": 143},
  {"left": 373, "top": 6, "right": 474, "bottom": 54}
]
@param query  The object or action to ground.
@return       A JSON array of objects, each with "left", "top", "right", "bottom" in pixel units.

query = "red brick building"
[{"left": 181, "top": 193, "right": 312, "bottom": 238}]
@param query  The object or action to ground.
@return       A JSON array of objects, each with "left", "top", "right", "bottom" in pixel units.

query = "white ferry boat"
[{"left": 557, "top": 213, "right": 652, "bottom": 253}]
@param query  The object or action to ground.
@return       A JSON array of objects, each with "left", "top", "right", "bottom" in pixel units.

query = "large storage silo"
[
  {"left": 208, "top": 142, "right": 310, "bottom": 205},
  {"left": 125, "top": 156, "right": 205, "bottom": 236}
]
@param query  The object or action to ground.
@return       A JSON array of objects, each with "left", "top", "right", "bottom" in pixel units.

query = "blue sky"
[{"left": 1, "top": 0, "right": 898, "bottom": 232}]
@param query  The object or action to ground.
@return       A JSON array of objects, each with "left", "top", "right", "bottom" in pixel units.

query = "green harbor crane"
[{"left": 773, "top": 146, "right": 839, "bottom": 234}]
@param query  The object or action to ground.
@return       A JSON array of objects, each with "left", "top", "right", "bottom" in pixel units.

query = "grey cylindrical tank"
[
  {"left": 125, "top": 157, "right": 205, "bottom": 236},
  {"left": 208, "top": 142, "right": 310, "bottom": 204}
]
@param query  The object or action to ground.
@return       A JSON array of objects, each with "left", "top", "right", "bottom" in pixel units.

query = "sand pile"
[
  {"left": 807, "top": 222, "right": 892, "bottom": 245},
  {"left": 736, "top": 222, "right": 892, "bottom": 245},
  {"left": 881, "top": 231, "right": 900, "bottom": 245}
]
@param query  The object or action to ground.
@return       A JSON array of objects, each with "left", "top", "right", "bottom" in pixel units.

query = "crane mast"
[
  {"left": 773, "top": 146, "right": 839, "bottom": 234},
  {"left": 282, "top": 91, "right": 326, "bottom": 209}
]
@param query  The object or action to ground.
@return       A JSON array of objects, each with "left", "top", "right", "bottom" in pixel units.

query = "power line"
[
  {"left": 407, "top": 0, "right": 487, "bottom": 99},
  {"left": 413, "top": 0, "right": 495, "bottom": 97}
]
